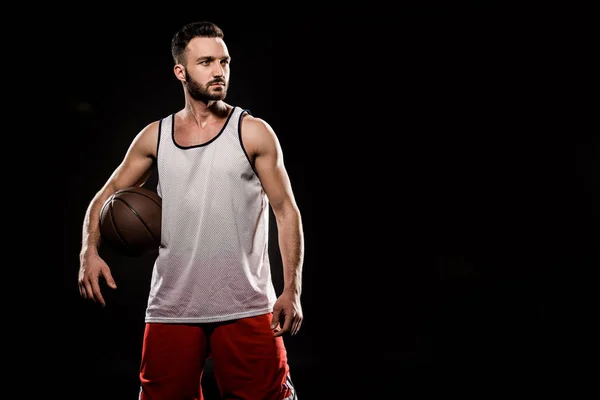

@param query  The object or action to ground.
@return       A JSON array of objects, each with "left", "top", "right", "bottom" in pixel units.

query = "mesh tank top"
[{"left": 145, "top": 106, "right": 277, "bottom": 323}]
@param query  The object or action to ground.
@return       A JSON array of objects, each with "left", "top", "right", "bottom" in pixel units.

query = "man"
[{"left": 78, "top": 21, "right": 304, "bottom": 400}]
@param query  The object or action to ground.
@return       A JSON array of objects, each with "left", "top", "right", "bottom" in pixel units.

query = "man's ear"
[{"left": 173, "top": 64, "right": 186, "bottom": 82}]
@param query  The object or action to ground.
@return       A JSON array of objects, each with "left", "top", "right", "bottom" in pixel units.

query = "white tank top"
[{"left": 145, "top": 106, "right": 277, "bottom": 323}]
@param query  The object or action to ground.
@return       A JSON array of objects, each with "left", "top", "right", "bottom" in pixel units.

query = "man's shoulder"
[{"left": 240, "top": 113, "right": 273, "bottom": 134}]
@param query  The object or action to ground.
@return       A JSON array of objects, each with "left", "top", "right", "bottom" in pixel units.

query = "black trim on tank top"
[
  {"left": 238, "top": 108, "right": 260, "bottom": 176},
  {"left": 155, "top": 117, "right": 165, "bottom": 183},
  {"left": 157, "top": 117, "right": 165, "bottom": 158},
  {"left": 171, "top": 107, "right": 236, "bottom": 150}
]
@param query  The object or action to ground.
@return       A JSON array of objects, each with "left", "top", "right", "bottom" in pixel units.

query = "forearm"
[
  {"left": 276, "top": 207, "right": 304, "bottom": 296},
  {"left": 80, "top": 190, "right": 109, "bottom": 258}
]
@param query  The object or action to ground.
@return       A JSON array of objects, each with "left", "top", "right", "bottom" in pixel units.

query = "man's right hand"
[{"left": 78, "top": 253, "right": 117, "bottom": 306}]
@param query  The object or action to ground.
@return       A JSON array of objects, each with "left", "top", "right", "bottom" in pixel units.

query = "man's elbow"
[{"left": 272, "top": 201, "right": 301, "bottom": 224}]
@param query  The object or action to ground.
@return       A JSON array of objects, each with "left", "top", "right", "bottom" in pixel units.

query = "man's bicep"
[
  {"left": 261, "top": 164, "right": 296, "bottom": 209},
  {"left": 255, "top": 145, "right": 297, "bottom": 213},
  {"left": 106, "top": 125, "right": 157, "bottom": 190},
  {"left": 246, "top": 117, "right": 298, "bottom": 211}
]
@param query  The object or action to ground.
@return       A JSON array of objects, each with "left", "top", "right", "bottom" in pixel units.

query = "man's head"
[{"left": 171, "top": 21, "right": 230, "bottom": 102}]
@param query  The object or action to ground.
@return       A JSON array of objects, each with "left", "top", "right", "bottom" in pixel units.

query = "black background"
[{"left": 22, "top": 3, "right": 598, "bottom": 399}]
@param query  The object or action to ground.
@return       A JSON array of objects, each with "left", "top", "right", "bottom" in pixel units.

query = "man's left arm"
[{"left": 247, "top": 116, "right": 305, "bottom": 336}]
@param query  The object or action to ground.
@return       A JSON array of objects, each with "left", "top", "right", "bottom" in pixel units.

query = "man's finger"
[
  {"left": 104, "top": 271, "right": 117, "bottom": 289},
  {"left": 291, "top": 318, "right": 302, "bottom": 336},
  {"left": 274, "top": 313, "right": 293, "bottom": 337},
  {"left": 270, "top": 309, "right": 281, "bottom": 330},
  {"left": 90, "top": 279, "right": 105, "bottom": 306},
  {"left": 83, "top": 280, "right": 95, "bottom": 303}
]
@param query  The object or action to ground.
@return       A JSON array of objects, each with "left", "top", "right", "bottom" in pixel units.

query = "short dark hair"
[{"left": 171, "top": 21, "right": 225, "bottom": 64}]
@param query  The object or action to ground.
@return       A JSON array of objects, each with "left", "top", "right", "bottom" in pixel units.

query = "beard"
[{"left": 185, "top": 70, "right": 228, "bottom": 102}]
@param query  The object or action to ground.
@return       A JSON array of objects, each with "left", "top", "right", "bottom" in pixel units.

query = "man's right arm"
[{"left": 78, "top": 121, "right": 159, "bottom": 305}]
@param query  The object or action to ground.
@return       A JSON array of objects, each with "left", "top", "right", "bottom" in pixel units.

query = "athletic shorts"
[{"left": 138, "top": 312, "right": 297, "bottom": 400}]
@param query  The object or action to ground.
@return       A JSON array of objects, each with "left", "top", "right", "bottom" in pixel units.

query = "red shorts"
[{"left": 138, "top": 313, "right": 297, "bottom": 400}]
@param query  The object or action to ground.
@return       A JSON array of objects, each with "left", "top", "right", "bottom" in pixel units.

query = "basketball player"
[{"left": 77, "top": 21, "right": 303, "bottom": 400}]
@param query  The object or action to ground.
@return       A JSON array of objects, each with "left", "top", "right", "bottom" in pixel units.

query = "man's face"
[{"left": 183, "top": 37, "right": 230, "bottom": 102}]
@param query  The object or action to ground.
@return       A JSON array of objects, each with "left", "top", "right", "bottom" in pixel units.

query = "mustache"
[{"left": 208, "top": 79, "right": 226, "bottom": 85}]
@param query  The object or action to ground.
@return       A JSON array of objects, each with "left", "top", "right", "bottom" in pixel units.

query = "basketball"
[{"left": 99, "top": 186, "right": 162, "bottom": 256}]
